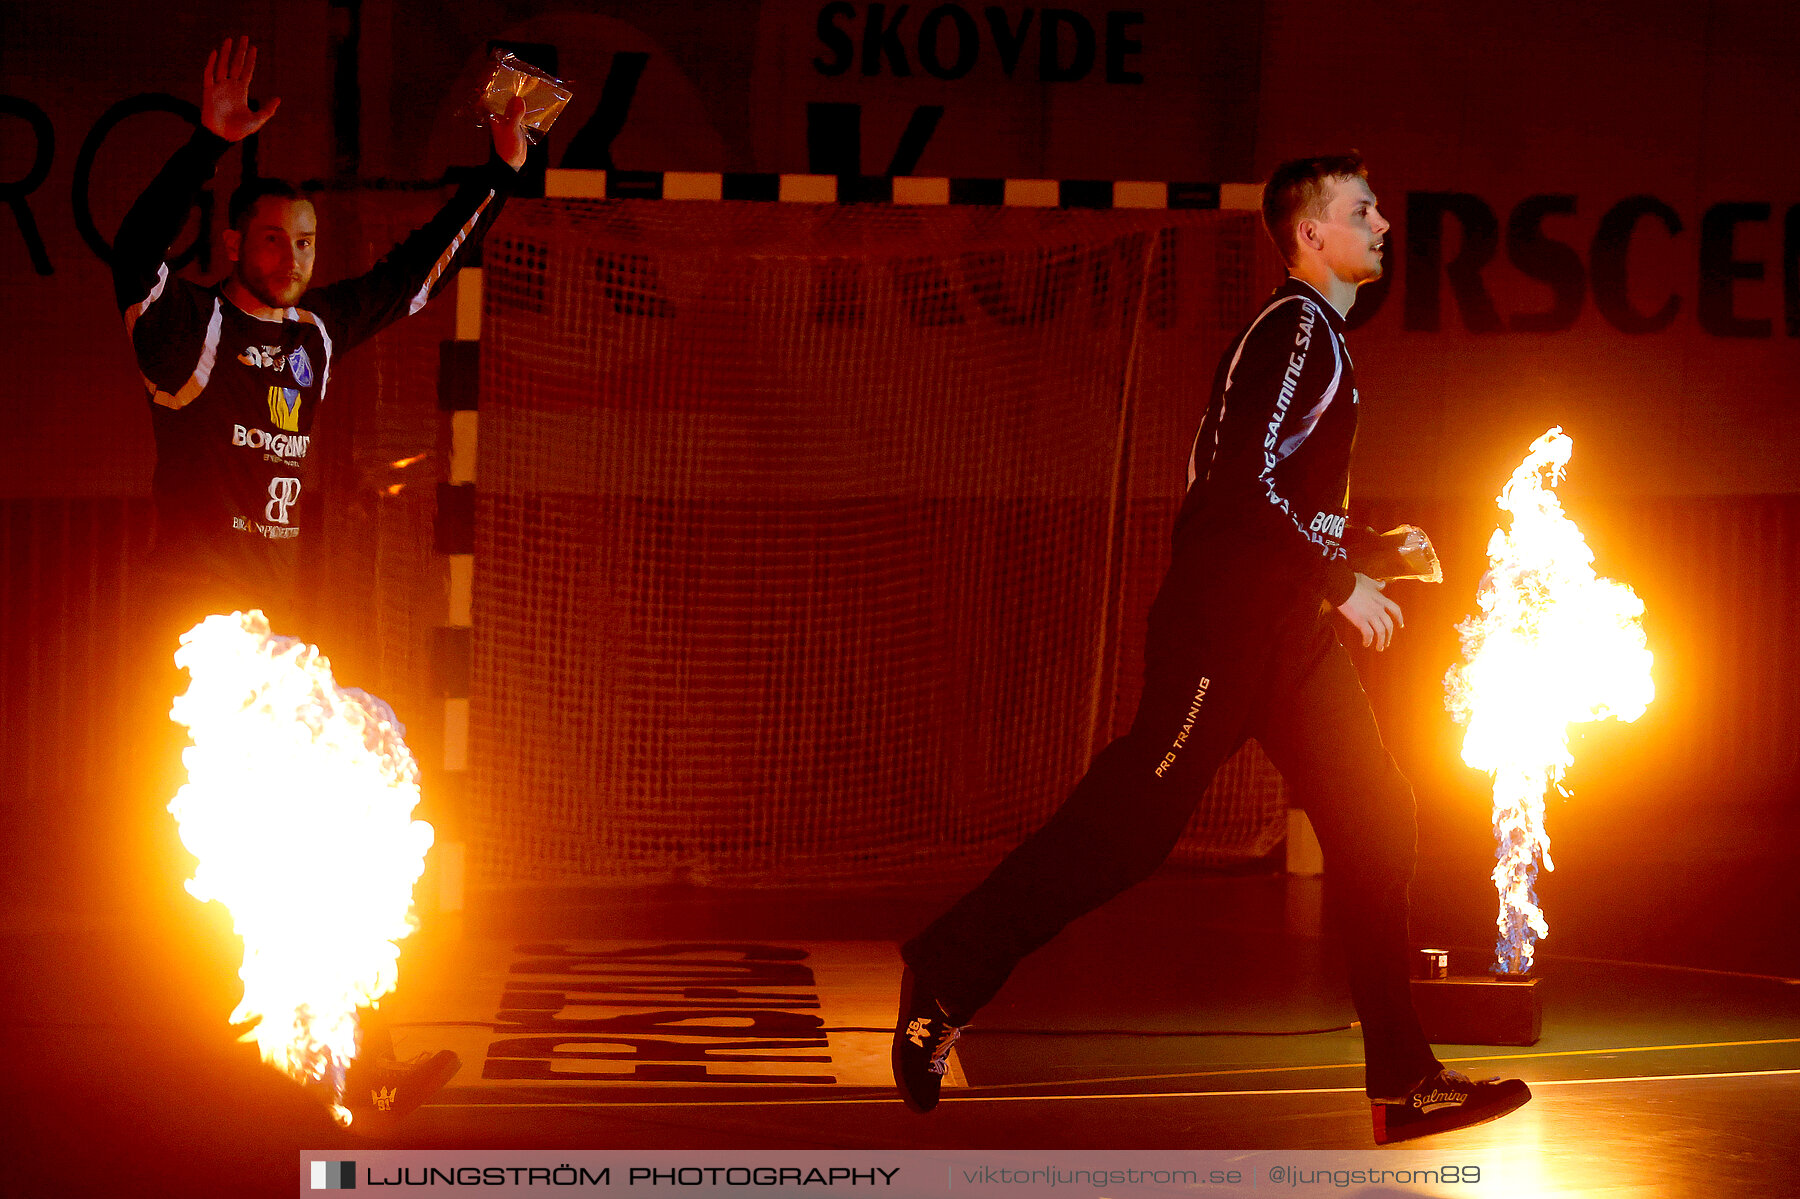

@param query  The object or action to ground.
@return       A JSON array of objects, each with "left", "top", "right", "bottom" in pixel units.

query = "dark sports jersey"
[
  {"left": 1176, "top": 276, "right": 1370, "bottom": 606},
  {"left": 112, "top": 128, "right": 514, "bottom": 599}
]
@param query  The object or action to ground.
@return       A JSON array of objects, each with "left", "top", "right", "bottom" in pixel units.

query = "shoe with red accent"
[{"left": 1372, "top": 1067, "right": 1530, "bottom": 1144}]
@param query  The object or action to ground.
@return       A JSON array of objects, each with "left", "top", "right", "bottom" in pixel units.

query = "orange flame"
[
  {"left": 167, "top": 611, "right": 434, "bottom": 1125},
  {"left": 1445, "top": 429, "right": 1653, "bottom": 974}
]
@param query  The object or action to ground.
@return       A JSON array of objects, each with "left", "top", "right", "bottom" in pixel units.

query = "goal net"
[{"left": 470, "top": 196, "right": 1290, "bottom": 886}]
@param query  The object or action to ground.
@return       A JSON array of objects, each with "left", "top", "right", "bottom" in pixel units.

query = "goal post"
[{"left": 464, "top": 193, "right": 1291, "bottom": 887}]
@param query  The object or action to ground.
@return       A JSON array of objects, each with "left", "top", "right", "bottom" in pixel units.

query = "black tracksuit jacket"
[
  {"left": 1177, "top": 275, "right": 1390, "bottom": 605},
  {"left": 112, "top": 128, "right": 514, "bottom": 601}
]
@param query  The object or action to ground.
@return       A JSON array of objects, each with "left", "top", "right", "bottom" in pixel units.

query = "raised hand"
[
  {"left": 490, "top": 95, "right": 529, "bottom": 171},
  {"left": 202, "top": 35, "right": 281, "bottom": 142}
]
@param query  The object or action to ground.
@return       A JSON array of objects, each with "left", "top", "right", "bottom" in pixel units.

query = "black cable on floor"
[
  {"left": 382, "top": 1021, "right": 1358, "bottom": 1037},
  {"left": 6, "top": 1019, "right": 1356, "bottom": 1037},
  {"left": 818, "top": 1024, "right": 1357, "bottom": 1037}
]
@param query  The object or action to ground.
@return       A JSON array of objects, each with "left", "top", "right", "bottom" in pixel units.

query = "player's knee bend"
[
  {"left": 1032, "top": 729, "right": 1204, "bottom": 887},
  {"left": 1081, "top": 834, "right": 1177, "bottom": 900},
  {"left": 1060, "top": 794, "right": 1192, "bottom": 898},
  {"left": 1345, "top": 754, "right": 1418, "bottom": 839},
  {"left": 1371, "top": 763, "right": 1418, "bottom": 834},
  {"left": 1315, "top": 777, "right": 1418, "bottom": 888},
  {"left": 1360, "top": 780, "right": 1419, "bottom": 883}
]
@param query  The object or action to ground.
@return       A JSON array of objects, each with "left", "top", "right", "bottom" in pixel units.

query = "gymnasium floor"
[{"left": 7, "top": 843, "right": 1797, "bottom": 1198}]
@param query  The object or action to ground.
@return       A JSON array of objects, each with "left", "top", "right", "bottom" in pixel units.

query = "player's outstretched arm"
[
  {"left": 304, "top": 94, "right": 527, "bottom": 351},
  {"left": 113, "top": 37, "right": 269, "bottom": 313},
  {"left": 201, "top": 35, "right": 280, "bottom": 142}
]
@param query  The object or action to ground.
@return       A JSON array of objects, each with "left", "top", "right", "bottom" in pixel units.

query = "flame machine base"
[{"left": 1410, "top": 976, "right": 1542, "bottom": 1046}]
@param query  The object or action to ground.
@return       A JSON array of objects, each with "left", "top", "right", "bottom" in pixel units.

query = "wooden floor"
[{"left": 5, "top": 870, "right": 1797, "bottom": 1197}]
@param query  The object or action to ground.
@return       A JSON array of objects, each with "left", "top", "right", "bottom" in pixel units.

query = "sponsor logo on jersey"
[
  {"left": 239, "top": 345, "right": 287, "bottom": 371},
  {"left": 265, "top": 477, "right": 301, "bottom": 524},
  {"left": 289, "top": 346, "right": 314, "bottom": 387},
  {"left": 232, "top": 424, "right": 310, "bottom": 459},
  {"left": 268, "top": 386, "right": 303, "bottom": 432},
  {"left": 1263, "top": 303, "right": 1318, "bottom": 473}
]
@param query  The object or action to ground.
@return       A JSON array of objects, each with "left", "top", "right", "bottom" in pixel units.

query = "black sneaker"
[
  {"left": 1372, "top": 1067, "right": 1531, "bottom": 1144},
  {"left": 343, "top": 1049, "right": 462, "bottom": 1132},
  {"left": 891, "top": 967, "right": 963, "bottom": 1113}
]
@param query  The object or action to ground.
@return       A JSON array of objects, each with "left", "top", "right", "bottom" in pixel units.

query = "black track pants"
[{"left": 903, "top": 552, "right": 1442, "bottom": 1099}]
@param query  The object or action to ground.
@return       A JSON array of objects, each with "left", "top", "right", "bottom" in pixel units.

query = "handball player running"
[{"left": 892, "top": 155, "right": 1531, "bottom": 1145}]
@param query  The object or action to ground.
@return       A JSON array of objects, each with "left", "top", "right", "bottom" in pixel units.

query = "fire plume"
[
  {"left": 1445, "top": 429, "right": 1653, "bottom": 975},
  {"left": 167, "top": 611, "right": 434, "bottom": 1124}
]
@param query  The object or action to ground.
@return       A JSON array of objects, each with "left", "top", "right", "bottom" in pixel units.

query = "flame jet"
[
  {"left": 168, "top": 611, "right": 434, "bottom": 1124},
  {"left": 1445, "top": 429, "right": 1653, "bottom": 975}
]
